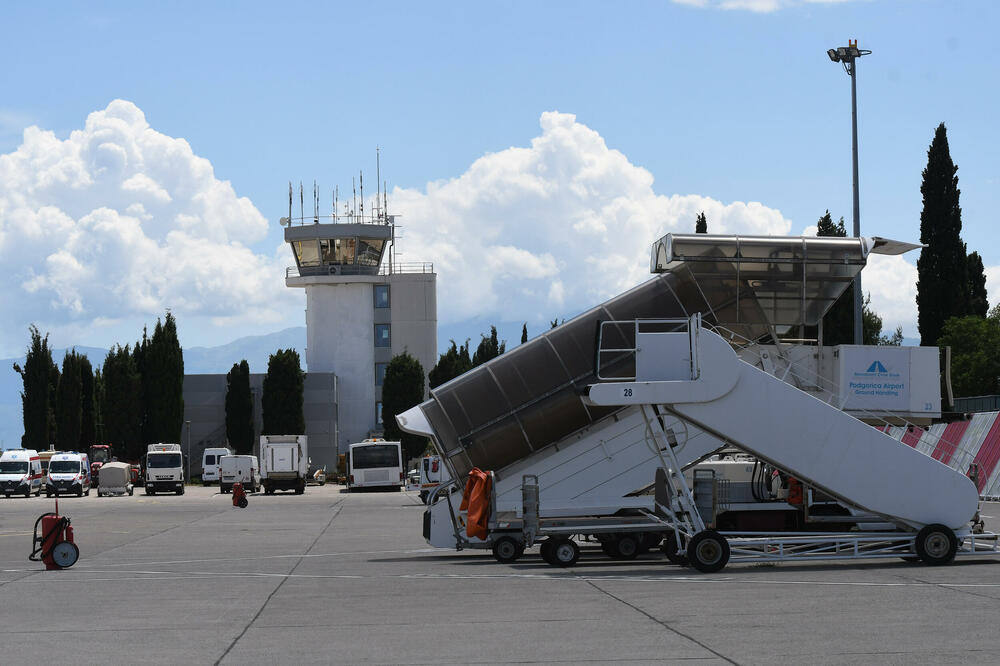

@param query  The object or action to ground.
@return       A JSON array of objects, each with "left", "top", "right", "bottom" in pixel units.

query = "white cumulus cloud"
[
  {"left": 0, "top": 100, "right": 292, "bottom": 355},
  {"left": 391, "top": 111, "right": 793, "bottom": 327}
]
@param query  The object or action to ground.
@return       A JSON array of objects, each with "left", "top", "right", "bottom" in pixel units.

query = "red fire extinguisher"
[
  {"left": 29, "top": 500, "right": 79, "bottom": 570},
  {"left": 232, "top": 482, "right": 248, "bottom": 508}
]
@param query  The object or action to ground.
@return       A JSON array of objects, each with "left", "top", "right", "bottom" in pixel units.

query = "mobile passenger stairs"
[{"left": 403, "top": 234, "right": 999, "bottom": 572}]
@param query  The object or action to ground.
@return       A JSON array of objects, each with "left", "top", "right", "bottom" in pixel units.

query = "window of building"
[
  {"left": 374, "top": 324, "right": 391, "bottom": 347},
  {"left": 374, "top": 284, "right": 390, "bottom": 308},
  {"left": 293, "top": 240, "right": 320, "bottom": 267},
  {"left": 375, "top": 363, "right": 388, "bottom": 386},
  {"left": 376, "top": 401, "right": 383, "bottom": 425}
]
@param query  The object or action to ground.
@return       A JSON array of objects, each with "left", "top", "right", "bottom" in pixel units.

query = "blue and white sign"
[{"left": 839, "top": 347, "right": 910, "bottom": 411}]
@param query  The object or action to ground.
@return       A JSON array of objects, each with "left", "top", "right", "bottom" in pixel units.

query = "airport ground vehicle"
[
  {"left": 260, "top": 435, "right": 307, "bottom": 494},
  {"left": 46, "top": 452, "right": 92, "bottom": 497},
  {"left": 347, "top": 439, "right": 403, "bottom": 491},
  {"left": 97, "top": 461, "right": 134, "bottom": 496},
  {"left": 307, "top": 463, "right": 327, "bottom": 486},
  {"left": 37, "top": 448, "right": 58, "bottom": 475},
  {"left": 417, "top": 455, "right": 442, "bottom": 503},
  {"left": 201, "top": 447, "right": 232, "bottom": 485},
  {"left": 400, "top": 234, "right": 998, "bottom": 572},
  {"left": 88, "top": 444, "right": 111, "bottom": 485},
  {"left": 145, "top": 443, "right": 184, "bottom": 495},
  {"left": 1, "top": 449, "right": 43, "bottom": 497},
  {"left": 219, "top": 455, "right": 260, "bottom": 493}
]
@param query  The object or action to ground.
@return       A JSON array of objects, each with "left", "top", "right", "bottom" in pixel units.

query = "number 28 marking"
[{"left": 623, "top": 388, "right": 633, "bottom": 397}]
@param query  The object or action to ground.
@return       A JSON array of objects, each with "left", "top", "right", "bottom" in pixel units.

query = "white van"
[
  {"left": 0, "top": 449, "right": 43, "bottom": 498},
  {"left": 46, "top": 452, "right": 92, "bottom": 497},
  {"left": 201, "top": 447, "right": 232, "bottom": 485},
  {"left": 219, "top": 455, "right": 260, "bottom": 493}
]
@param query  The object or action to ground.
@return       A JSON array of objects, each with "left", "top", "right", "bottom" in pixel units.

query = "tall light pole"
[
  {"left": 827, "top": 40, "right": 872, "bottom": 345},
  {"left": 185, "top": 420, "right": 191, "bottom": 482}
]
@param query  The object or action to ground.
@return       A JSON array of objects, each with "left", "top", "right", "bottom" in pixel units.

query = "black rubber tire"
[
  {"left": 46, "top": 491, "right": 52, "bottom": 498},
  {"left": 85, "top": 487, "right": 90, "bottom": 496},
  {"left": 76, "top": 486, "right": 83, "bottom": 497},
  {"left": 492, "top": 536, "right": 523, "bottom": 564},
  {"left": 661, "top": 533, "right": 689, "bottom": 566},
  {"left": 35, "top": 487, "right": 41, "bottom": 497},
  {"left": 26, "top": 487, "right": 32, "bottom": 498},
  {"left": 237, "top": 496, "right": 248, "bottom": 508},
  {"left": 128, "top": 486, "right": 134, "bottom": 496},
  {"left": 540, "top": 540, "right": 556, "bottom": 565},
  {"left": 687, "top": 530, "right": 730, "bottom": 573},
  {"left": 638, "top": 532, "right": 662, "bottom": 553},
  {"left": 612, "top": 534, "right": 640, "bottom": 560},
  {"left": 177, "top": 486, "right": 185, "bottom": 495},
  {"left": 145, "top": 487, "right": 153, "bottom": 496},
  {"left": 914, "top": 524, "right": 958, "bottom": 565},
  {"left": 600, "top": 539, "right": 617, "bottom": 558},
  {"left": 549, "top": 539, "right": 580, "bottom": 567}
]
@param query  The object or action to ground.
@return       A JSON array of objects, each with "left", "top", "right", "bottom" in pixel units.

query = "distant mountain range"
[{"left": 0, "top": 327, "right": 306, "bottom": 449}]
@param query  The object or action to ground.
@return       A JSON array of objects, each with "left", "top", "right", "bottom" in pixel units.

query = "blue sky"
[{"left": 1, "top": 0, "right": 997, "bottom": 359}]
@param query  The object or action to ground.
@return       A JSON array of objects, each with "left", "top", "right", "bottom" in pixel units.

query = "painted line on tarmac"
[
  {"left": 66, "top": 547, "right": 441, "bottom": 570},
  {"left": 6, "top": 567, "right": 1000, "bottom": 590}
]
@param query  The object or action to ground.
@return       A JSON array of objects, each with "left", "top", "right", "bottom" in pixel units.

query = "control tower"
[{"left": 283, "top": 189, "right": 436, "bottom": 454}]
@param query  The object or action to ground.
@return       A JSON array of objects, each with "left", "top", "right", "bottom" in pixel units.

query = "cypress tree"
[
  {"left": 134, "top": 327, "right": 149, "bottom": 443},
  {"left": 144, "top": 313, "right": 185, "bottom": 443},
  {"left": 521, "top": 323, "right": 528, "bottom": 345},
  {"left": 102, "top": 345, "right": 143, "bottom": 460},
  {"left": 428, "top": 340, "right": 473, "bottom": 389},
  {"left": 80, "top": 356, "right": 96, "bottom": 448},
  {"left": 472, "top": 326, "right": 506, "bottom": 366},
  {"left": 13, "top": 325, "right": 59, "bottom": 449},
  {"left": 916, "top": 122, "right": 967, "bottom": 346},
  {"left": 225, "top": 360, "right": 254, "bottom": 454},
  {"left": 55, "top": 350, "right": 83, "bottom": 452},
  {"left": 381, "top": 351, "right": 427, "bottom": 462},
  {"left": 816, "top": 211, "right": 854, "bottom": 346},
  {"left": 695, "top": 211, "right": 707, "bottom": 234},
  {"left": 966, "top": 250, "right": 989, "bottom": 318},
  {"left": 262, "top": 349, "right": 305, "bottom": 435}
]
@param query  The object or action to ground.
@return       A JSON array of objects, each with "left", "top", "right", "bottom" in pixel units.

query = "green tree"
[
  {"left": 143, "top": 313, "right": 185, "bottom": 443},
  {"left": 381, "top": 351, "right": 427, "bottom": 462},
  {"left": 695, "top": 211, "right": 707, "bottom": 234},
  {"left": 917, "top": 123, "right": 968, "bottom": 346},
  {"left": 13, "top": 325, "right": 58, "bottom": 449},
  {"left": 80, "top": 356, "right": 96, "bottom": 448},
  {"left": 472, "top": 326, "right": 506, "bottom": 366},
  {"left": 93, "top": 367, "right": 105, "bottom": 445},
  {"left": 262, "top": 349, "right": 305, "bottom": 435},
  {"left": 102, "top": 345, "right": 144, "bottom": 460},
  {"left": 521, "top": 323, "right": 528, "bottom": 345},
  {"left": 428, "top": 340, "right": 473, "bottom": 390},
  {"left": 859, "top": 293, "right": 902, "bottom": 346},
  {"left": 938, "top": 315, "right": 1000, "bottom": 398},
  {"left": 816, "top": 211, "right": 854, "bottom": 346},
  {"left": 966, "top": 250, "right": 989, "bottom": 318},
  {"left": 225, "top": 360, "right": 254, "bottom": 454},
  {"left": 55, "top": 350, "right": 83, "bottom": 452}
]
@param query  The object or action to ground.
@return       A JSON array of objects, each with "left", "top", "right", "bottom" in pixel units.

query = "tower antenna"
[
  {"left": 376, "top": 147, "right": 381, "bottom": 220},
  {"left": 360, "top": 171, "right": 364, "bottom": 221},
  {"left": 352, "top": 176, "right": 357, "bottom": 221},
  {"left": 299, "top": 182, "right": 304, "bottom": 222},
  {"left": 313, "top": 180, "right": 319, "bottom": 223},
  {"left": 288, "top": 181, "right": 293, "bottom": 223}
]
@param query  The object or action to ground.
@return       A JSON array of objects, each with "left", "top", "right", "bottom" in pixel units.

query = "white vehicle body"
[
  {"left": 260, "top": 435, "right": 308, "bottom": 494},
  {"left": 417, "top": 455, "right": 443, "bottom": 502},
  {"left": 0, "top": 449, "right": 43, "bottom": 498},
  {"left": 145, "top": 443, "right": 184, "bottom": 495},
  {"left": 97, "top": 461, "right": 134, "bottom": 497},
  {"left": 46, "top": 452, "right": 92, "bottom": 497},
  {"left": 201, "top": 447, "right": 232, "bottom": 484},
  {"left": 219, "top": 455, "right": 260, "bottom": 493},
  {"left": 348, "top": 440, "right": 403, "bottom": 491}
]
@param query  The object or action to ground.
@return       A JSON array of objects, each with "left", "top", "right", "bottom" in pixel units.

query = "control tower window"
[
  {"left": 375, "top": 324, "right": 391, "bottom": 347},
  {"left": 374, "top": 285, "right": 390, "bottom": 308},
  {"left": 293, "top": 240, "right": 320, "bottom": 267},
  {"left": 376, "top": 401, "right": 383, "bottom": 425},
  {"left": 334, "top": 238, "right": 356, "bottom": 264},
  {"left": 375, "top": 363, "right": 388, "bottom": 386},
  {"left": 357, "top": 239, "right": 385, "bottom": 267}
]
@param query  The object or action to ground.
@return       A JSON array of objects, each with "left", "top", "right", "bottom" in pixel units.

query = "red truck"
[{"left": 88, "top": 444, "right": 112, "bottom": 486}]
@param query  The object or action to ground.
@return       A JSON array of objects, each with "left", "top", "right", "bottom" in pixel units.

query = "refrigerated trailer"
[{"left": 398, "top": 234, "right": 997, "bottom": 571}]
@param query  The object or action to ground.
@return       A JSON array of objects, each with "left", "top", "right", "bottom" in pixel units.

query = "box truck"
[{"left": 260, "top": 435, "right": 307, "bottom": 494}]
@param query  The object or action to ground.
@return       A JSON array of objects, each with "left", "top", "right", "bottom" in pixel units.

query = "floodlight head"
[{"left": 827, "top": 48, "right": 840, "bottom": 62}]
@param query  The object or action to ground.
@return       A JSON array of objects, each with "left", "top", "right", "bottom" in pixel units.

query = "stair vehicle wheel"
[
  {"left": 549, "top": 539, "right": 580, "bottom": 567},
  {"left": 612, "top": 534, "right": 640, "bottom": 560},
  {"left": 492, "top": 536, "right": 524, "bottom": 564},
  {"left": 661, "top": 532, "right": 689, "bottom": 566},
  {"left": 540, "top": 540, "right": 556, "bottom": 565},
  {"left": 687, "top": 530, "right": 730, "bottom": 573},
  {"left": 914, "top": 524, "right": 958, "bottom": 565}
]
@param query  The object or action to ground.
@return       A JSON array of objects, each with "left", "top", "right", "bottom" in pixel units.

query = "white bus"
[{"left": 347, "top": 439, "right": 403, "bottom": 491}]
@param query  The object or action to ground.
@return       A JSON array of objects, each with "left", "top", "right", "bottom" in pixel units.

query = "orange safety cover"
[{"left": 459, "top": 467, "right": 492, "bottom": 539}]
